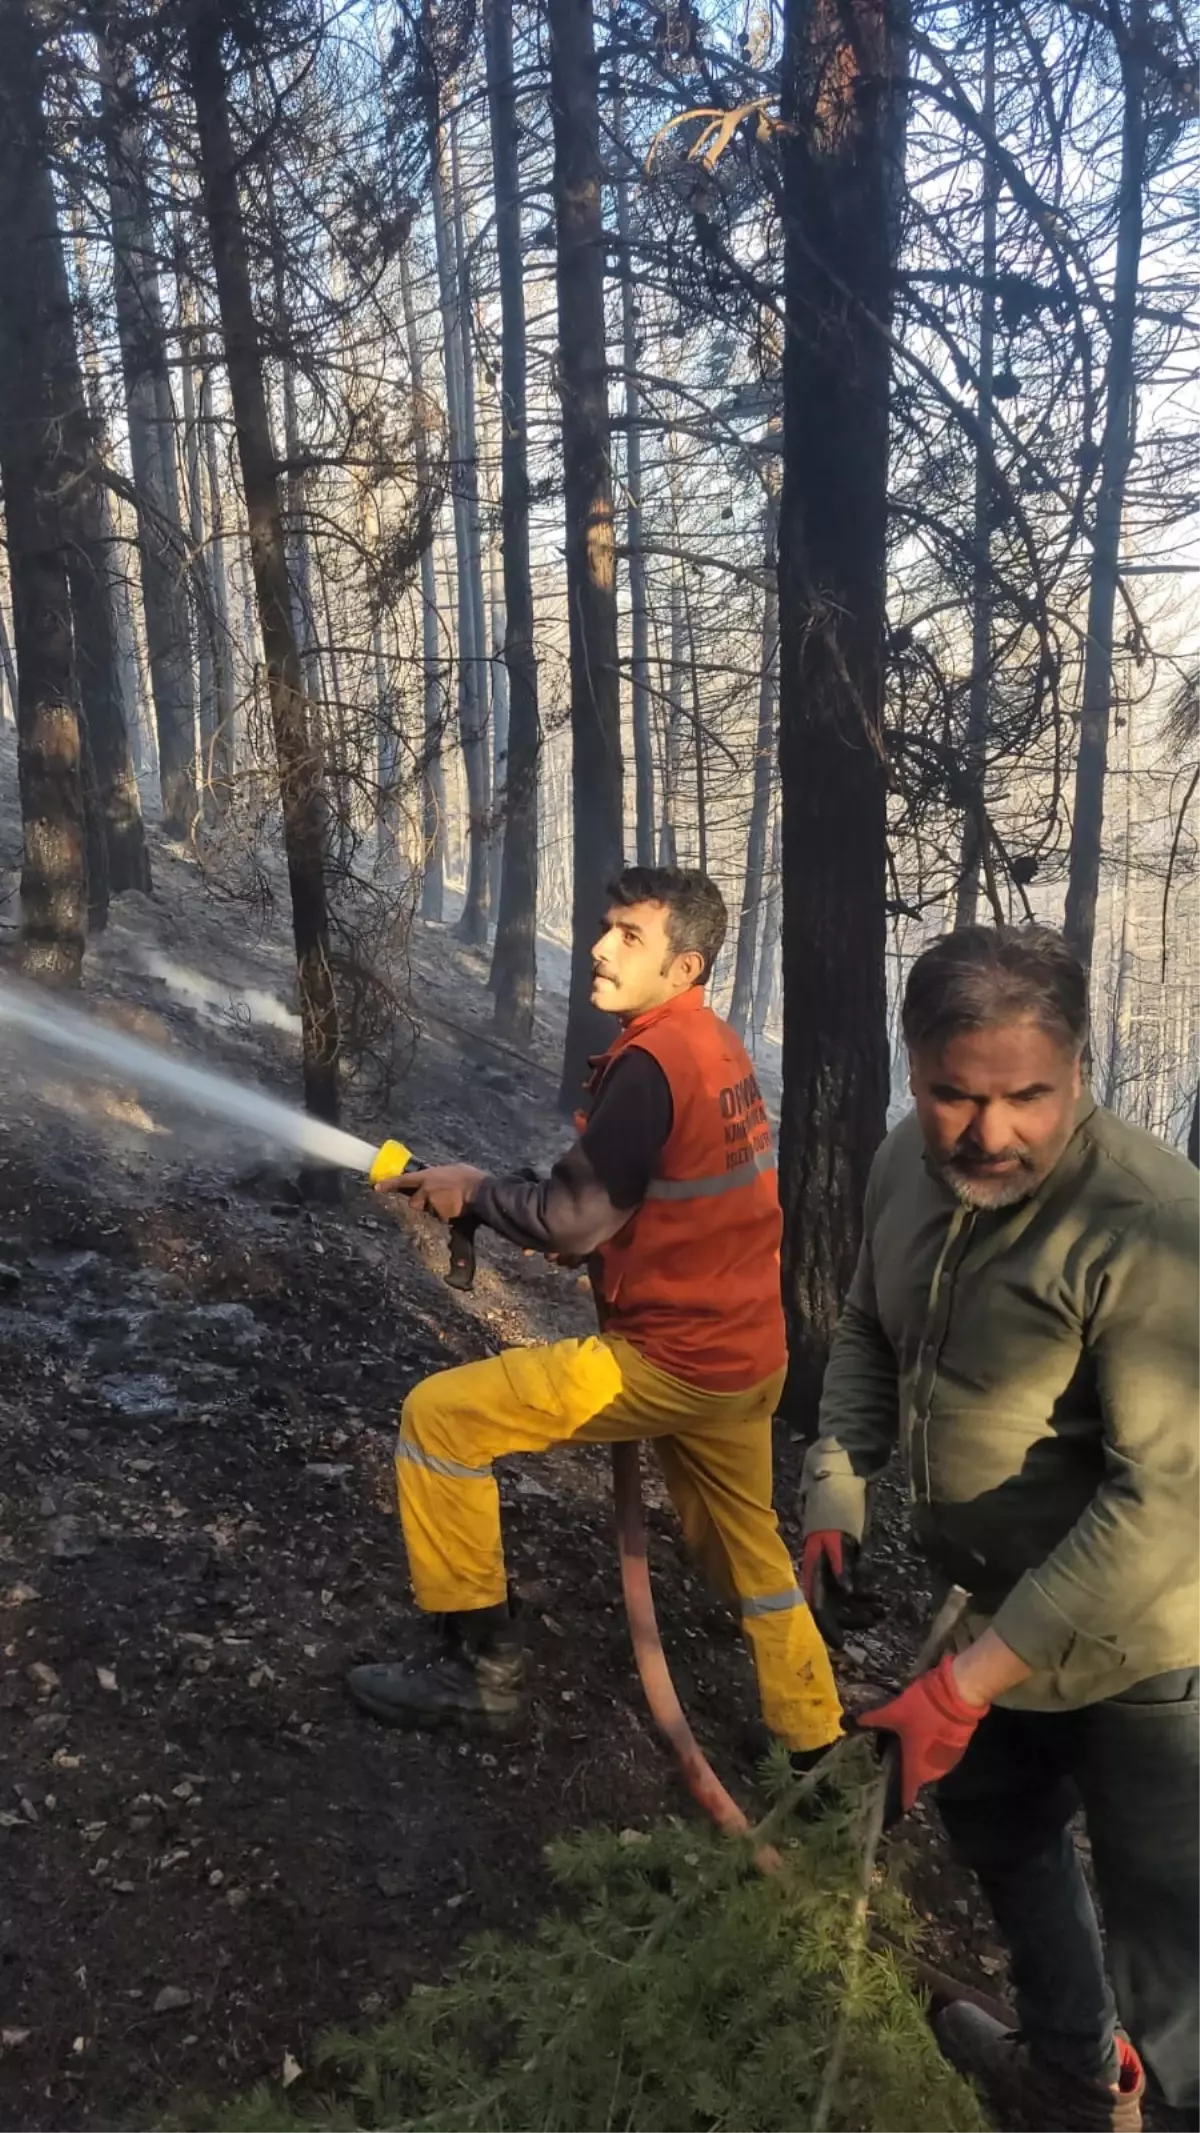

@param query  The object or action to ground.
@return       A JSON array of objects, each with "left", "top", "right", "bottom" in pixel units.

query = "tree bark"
[
  {"left": 484, "top": 0, "right": 540, "bottom": 1043},
  {"left": 1063, "top": 0, "right": 1146, "bottom": 978},
  {"left": 0, "top": 594, "right": 18, "bottom": 725},
  {"left": 613, "top": 80, "right": 654, "bottom": 865},
  {"left": 400, "top": 244, "right": 446, "bottom": 920},
  {"left": 776, "top": 0, "right": 901, "bottom": 1428},
  {"left": 429, "top": 106, "right": 489, "bottom": 943},
  {"left": 752, "top": 806, "right": 782, "bottom": 1049},
  {"left": 186, "top": 3, "right": 340, "bottom": 1122},
  {"left": 729, "top": 510, "right": 778, "bottom": 1036},
  {"left": 0, "top": 0, "right": 88, "bottom": 981},
  {"left": 548, "top": 0, "right": 625, "bottom": 1107},
  {"left": 198, "top": 347, "right": 237, "bottom": 799},
  {"left": 658, "top": 578, "right": 685, "bottom": 865},
  {"left": 176, "top": 236, "right": 220, "bottom": 812},
  {"left": 97, "top": 35, "right": 198, "bottom": 837},
  {"left": 953, "top": 6, "right": 997, "bottom": 930}
]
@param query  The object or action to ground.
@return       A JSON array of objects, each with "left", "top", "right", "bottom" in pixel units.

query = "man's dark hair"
[
  {"left": 902, "top": 924, "right": 1088, "bottom": 1055},
  {"left": 606, "top": 866, "right": 727, "bottom": 982}
]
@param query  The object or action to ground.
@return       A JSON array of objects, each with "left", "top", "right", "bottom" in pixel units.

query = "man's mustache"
[{"left": 951, "top": 1141, "right": 1032, "bottom": 1169}]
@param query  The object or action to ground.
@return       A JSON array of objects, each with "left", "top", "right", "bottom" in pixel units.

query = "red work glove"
[
  {"left": 801, "top": 1530, "right": 844, "bottom": 1605},
  {"left": 858, "top": 1653, "right": 988, "bottom": 1813},
  {"left": 801, "top": 1530, "right": 859, "bottom": 1647}
]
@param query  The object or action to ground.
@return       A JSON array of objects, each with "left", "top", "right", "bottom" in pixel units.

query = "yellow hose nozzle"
[{"left": 369, "top": 1138, "right": 414, "bottom": 1185}]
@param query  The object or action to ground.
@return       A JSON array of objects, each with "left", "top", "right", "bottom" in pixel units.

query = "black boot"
[{"left": 346, "top": 1604, "right": 528, "bottom": 1735}]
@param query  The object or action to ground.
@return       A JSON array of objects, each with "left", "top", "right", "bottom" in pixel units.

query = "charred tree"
[
  {"left": 549, "top": 0, "right": 625, "bottom": 1107},
  {"left": 186, "top": 2, "right": 340, "bottom": 1122},
  {"left": 0, "top": 0, "right": 88, "bottom": 981},
  {"left": 776, "top": 0, "right": 901, "bottom": 1427},
  {"left": 97, "top": 35, "right": 198, "bottom": 837},
  {"left": 484, "top": 0, "right": 540, "bottom": 1043},
  {"left": 729, "top": 517, "right": 778, "bottom": 1037},
  {"left": 400, "top": 244, "right": 447, "bottom": 920},
  {"left": 1063, "top": 0, "right": 1148, "bottom": 978}
]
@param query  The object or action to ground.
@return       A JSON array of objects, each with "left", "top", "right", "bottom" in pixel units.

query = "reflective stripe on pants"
[{"left": 395, "top": 1332, "right": 843, "bottom": 1753}]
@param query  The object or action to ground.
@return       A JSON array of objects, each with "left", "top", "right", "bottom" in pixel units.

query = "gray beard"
[{"left": 943, "top": 1164, "right": 1036, "bottom": 1211}]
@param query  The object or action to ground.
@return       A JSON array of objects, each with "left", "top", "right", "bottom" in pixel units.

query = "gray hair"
[{"left": 902, "top": 925, "right": 1088, "bottom": 1056}]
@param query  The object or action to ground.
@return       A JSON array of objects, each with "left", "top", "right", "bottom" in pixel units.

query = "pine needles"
[{"left": 194, "top": 1745, "right": 990, "bottom": 2133}]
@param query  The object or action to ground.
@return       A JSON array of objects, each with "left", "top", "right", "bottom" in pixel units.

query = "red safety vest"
[{"left": 579, "top": 988, "right": 788, "bottom": 1392}]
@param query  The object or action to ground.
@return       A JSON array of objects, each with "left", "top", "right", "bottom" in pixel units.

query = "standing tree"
[
  {"left": 484, "top": 0, "right": 540, "bottom": 1043},
  {"left": 1063, "top": 0, "right": 1149, "bottom": 977},
  {"left": 549, "top": 0, "right": 625, "bottom": 1106},
  {"left": 776, "top": 0, "right": 901, "bottom": 1424},
  {"left": 185, "top": 1, "right": 340, "bottom": 1122},
  {"left": 97, "top": 34, "right": 198, "bottom": 837},
  {"left": 0, "top": 0, "right": 88, "bottom": 981}
]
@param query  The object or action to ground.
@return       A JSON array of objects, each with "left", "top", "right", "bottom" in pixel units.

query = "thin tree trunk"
[
  {"left": 0, "top": 594, "right": 18, "bottom": 725},
  {"left": 613, "top": 79, "right": 654, "bottom": 864},
  {"left": 177, "top": 238, "right": 219, "bottom": 809},
  {"left": 1063, "top": 0, "right": 1147, "bottom": 977},
  {"left": 729, "top": 516, "right": 779, "bottom": 1037},
  {"left": 1188, "top": 1088, "right": 1199, "bottom": 1168},
  {"left": 954, "top": 8, "right": 997, "bottom": 930},
  {"left": 682, "top": 574, "right": 707, "bottom": 873},
  {"left": 549, "top": 0, "right": 625, "bottom": 1106},
  {"left": 97, "top": 37, "right": 198, "bottom": 836},
  {"left": 752, "top": 806, "right": 782, "bottom": 1049},
  {"left": 776, "top": 0, "right": 902, "bottom": 1428},
  {"left": 430, "top": 106, "right": 488, "bottom": 943},
  {"left": 0, "top": 0, "right": 88, "bottom": 981},
  {"left": 69, "top": 217, "right": 151, "bottom": 895},
  {"left": 658, "top": 579, "right": 685, "bottom": 865},
  {"left": 484, "top": 0, "right": 540, "bottom": 1042},
  {"left": 198, "top": 348, "right": 236, "bottom": 799},
  {"left": 187, "top": 3, "right": 340, "bottom": 1123},
  {"left": 450, "top": 114, "right": 492, "bottom": 838},
  {"left": 400, "top": 245, "right": 446, "bottom": 920}
]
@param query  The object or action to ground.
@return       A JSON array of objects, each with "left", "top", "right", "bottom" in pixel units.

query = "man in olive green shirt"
[{"left": 801, "top": 924, "right": 1198, "bottom": 2133}]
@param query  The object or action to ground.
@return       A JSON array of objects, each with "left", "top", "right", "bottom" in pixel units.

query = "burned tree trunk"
[
  {"left": 97, "top": 36, "right": 198, "bottom": 838},
  {"left": 0, "top": 0, "right": 88, "bottom": 981},
  {"left": 729, "top": 517, "right": 778, "bottom": 1038},
  {"left": 429, "top": 106, "right": 489, "bottom": 944},
  {"left": 484, "top": 0, "right": 539, "bottom": 1043},
  {"left": 613, "top": 80, "right": 654, "bottom": 867},
  {"left": 186, "top": 3, "right": 340, "bottom": 1122},
  {"left": 776, "top": 0, "right": 901, "bottom": 1426},
  {"left": 400, "top": 245, "right": 446, "bottom": 921},
  {"left": 549, "top": 0, "right": 624, "bottom": 1106},
  {"left": 1063, "top": 0, "right": 1147, "bottom": 978}
]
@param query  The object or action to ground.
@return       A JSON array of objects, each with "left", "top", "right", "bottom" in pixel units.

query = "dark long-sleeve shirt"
[{"left": 471, "top": 1050, "right": 673, "bottom": 1259}]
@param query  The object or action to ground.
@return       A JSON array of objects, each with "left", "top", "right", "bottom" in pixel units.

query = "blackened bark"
[
  {"left": 399, "top": 244, "right": 446, "bottom": 920},
  {"left": 776, "top": 0, "right": 900, "bottom": 1427},
  {"left": 548, "top": 0, "right": 624, "bottom": 1106},
  {"left": 0, "top": 0, "right": 87, "bottom": 981},
  {"left": 613, "top": 82, "right": 654, "bottom": 866},
  {"left": 97, "top": 36, "right": 198, "bottom": 838},
  {"left": 1188, "top": 1087, "right": 1198, "bottom": 1169},
  {"left": 187, "top": 5, "right": 340, "bottom": 1123},
  {"left": 729, "top": 513, "right": 778, "bottom": 1037},
  {"left": 1063, "top": 0, "right": 1147, "bottom": 977},
  {"left": 484, "top": 0, "right": 540, "bottom": 1044}
]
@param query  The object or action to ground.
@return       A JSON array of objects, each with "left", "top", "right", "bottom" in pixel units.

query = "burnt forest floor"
[{"left": 0, "top": 732, "right": 1008, "bottom": 2129}]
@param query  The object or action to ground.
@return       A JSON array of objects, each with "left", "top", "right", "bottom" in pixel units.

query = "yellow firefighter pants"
[{"left": 394, "top": 1332, "right": 843, "bottom": 1753}]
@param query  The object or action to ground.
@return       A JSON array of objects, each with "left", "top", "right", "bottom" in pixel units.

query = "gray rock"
[
  {"left": 47, "top": 1517, "right": 96, "bottom": 1562},
  {"left": 153, "top": 1985, "right": 193, "bottom": 2015},
  {"left": 0, "top": 1262, "right": 22, "bottom": 1294}
]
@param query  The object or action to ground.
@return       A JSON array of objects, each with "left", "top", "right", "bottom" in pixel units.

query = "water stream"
[{"left": 0, "top": 977, "right": 382, "bottom": 1175}]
